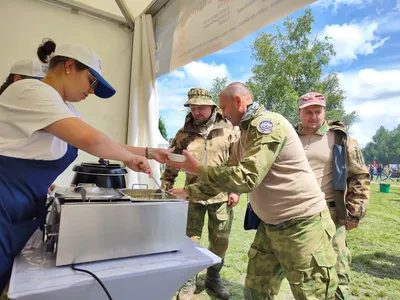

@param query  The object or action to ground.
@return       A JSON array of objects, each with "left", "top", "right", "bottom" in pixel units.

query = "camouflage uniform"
[
  {"left": 186, "top": 103, "right": 339, "bottom": 300},
  {"left": 161, "top": 88, "right": 239, "bottom": 299},
  {"left": 295, "top": 120, "right": 370, "bottom": 300}
]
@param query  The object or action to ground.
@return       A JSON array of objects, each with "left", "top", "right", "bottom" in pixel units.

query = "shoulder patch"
[{"left": 257, "top": 119, "right": 274, "bottom": 134}]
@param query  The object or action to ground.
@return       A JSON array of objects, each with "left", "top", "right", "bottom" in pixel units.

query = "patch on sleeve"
[{"left": 257, "top": 119, "right": 274, "bottom": 134}]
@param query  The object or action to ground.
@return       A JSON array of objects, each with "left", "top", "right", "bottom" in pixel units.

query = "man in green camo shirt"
[
  {"left": 167, "top": 82, "right": 339, "bottom": 300},
  {"left": 161, "top": 87, "right": 239, "bottom": 300},
  {"left": 295, "top": 92, "right": 370, "bottom": 300}
]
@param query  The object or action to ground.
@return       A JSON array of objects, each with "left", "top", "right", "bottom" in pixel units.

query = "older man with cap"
[
  {"left": 161, "top": 87, "right": 239, "bottom": 299},
  {"left": 0, "top": 59, "right": 48, "bottom": 95},
  {"left": 294, "top": 92, "right": 370, "bottom": 300}
]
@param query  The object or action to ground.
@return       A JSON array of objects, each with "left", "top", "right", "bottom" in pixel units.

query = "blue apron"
[{"left": 0, "top": 144, "right": 78, "bottom": 292}]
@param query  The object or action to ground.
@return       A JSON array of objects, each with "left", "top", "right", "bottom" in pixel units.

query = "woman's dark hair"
[
  {"left": 37, "top": 38, "right": 87, "bottom": 71},
  {"left": 0, "top": 74, "right": 29, "bottom": 96}
]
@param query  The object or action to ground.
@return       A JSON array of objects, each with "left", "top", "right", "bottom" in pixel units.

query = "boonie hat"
[{"left": 184, "top": 87, "right": 215, "bottom": 107}]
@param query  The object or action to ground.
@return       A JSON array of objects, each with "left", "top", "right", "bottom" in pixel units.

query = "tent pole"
[
  {"left": 124, "top": 31, "right": 135, "bottom": 146},
  {"left": 40, "top": 0, "right": 128, "bottom": 28},
  {"left": 114, "top": 0, "right": 135, "bottom": 30}
]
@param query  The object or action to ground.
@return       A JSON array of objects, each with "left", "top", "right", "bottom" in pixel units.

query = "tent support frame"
[{"left": 40, "top": 0, "right": 129, "bottom": 28}]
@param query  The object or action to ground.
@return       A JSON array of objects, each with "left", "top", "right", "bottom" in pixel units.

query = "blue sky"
[{"left": 157, "top": 0, "right": 400, "bottom": 147}]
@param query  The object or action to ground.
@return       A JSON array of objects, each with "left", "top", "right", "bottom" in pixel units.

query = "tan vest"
[
  {"left": 299, "top": 131, "right": 336, "bottom": 202},
  {"left": 234, "top": 113, "right": 327, "bottom": 224}
]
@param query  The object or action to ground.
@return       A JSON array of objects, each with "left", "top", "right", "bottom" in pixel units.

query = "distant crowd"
[{"left": 368, "top": 163, "right": 399, "bottom": 181}]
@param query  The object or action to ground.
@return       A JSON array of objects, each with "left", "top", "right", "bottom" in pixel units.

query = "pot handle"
[
  {"left": 132, "top": 183, "right": 149, "bottom": 189},
  {"left": 98, "top": 158, "right": 110, "bottom": 166}
]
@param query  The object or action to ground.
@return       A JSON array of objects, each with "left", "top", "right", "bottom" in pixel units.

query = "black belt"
[{"left": 328, "top": 201, "right": 336, "bottom": 208}]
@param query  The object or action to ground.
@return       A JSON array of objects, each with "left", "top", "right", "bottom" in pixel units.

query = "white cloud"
[
  {"left": 169, "top": 70, "right": 185, "bottom": 80},
  {"left": 318, "top": 22, "right": 389, "bottom": 65},
  {"left": 339, "top": 68, "right": 400, "bottom": 146},
  {"left": 214, "top": 48, "right": 244, "bottom": 55},
  {"left": 183, "top": 61, "right": 230, "bottom": 89},
  {"left": 339, "top": 68, "right": 400, "bottom": 101},
  {"left": 346, "top": 99, "right": 400, "bottom": 147},
  {"left": 373, "top": 2, "right": 400, "bottom": 34},
  {"left": 315, "top": 0, "right": 370, "bottom": 11},
  {"left": 395, "top": 0, "right": 400, "bottom": 11}
]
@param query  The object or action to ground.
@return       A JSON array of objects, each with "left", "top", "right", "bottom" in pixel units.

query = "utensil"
[{"left": 151, "top": 174, "right": 166, "bottom": 198}]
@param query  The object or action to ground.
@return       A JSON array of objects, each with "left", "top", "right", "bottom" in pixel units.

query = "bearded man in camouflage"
[
  {"left": 295, "top": 92, "right": 370, "bottom": 300},
  {"left": 161, "top": 88, "right": 239, "bottom": 300}
]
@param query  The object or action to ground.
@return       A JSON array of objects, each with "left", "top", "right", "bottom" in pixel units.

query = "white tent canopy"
[
  {"left": 0, "top": 0, "right": 315, "bottom": 188},
  {"left": 39, "top": 0, "right": 316, "bottom": 77}
]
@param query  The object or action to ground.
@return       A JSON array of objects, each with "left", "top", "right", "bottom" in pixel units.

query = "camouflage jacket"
[
  {"left": 161, "top": 110, "right": 239, "bottom": 204},
  {"left": 294, "top": 120, "right": 370, "bottom": 223}
]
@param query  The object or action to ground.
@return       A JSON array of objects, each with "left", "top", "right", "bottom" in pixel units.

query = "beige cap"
[{"left": 298, "top": 92, "right": 326, "bottom": 109}]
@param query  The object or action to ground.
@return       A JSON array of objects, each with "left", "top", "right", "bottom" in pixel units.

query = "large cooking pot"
[{"left": 71, "top": 158, "right": 128, "bottom": 188}]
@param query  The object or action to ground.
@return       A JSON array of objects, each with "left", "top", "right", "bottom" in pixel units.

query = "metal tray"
[
  {"left": 118, "top": 188, "right": 182, "bottom": 202},
  {"left": 55, "top": 184, "right": 120, "bottom": 199}
]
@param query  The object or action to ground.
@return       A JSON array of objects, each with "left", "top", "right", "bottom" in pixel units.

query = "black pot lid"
[{"left": 73, "top": 159, "right": 128, "bottom": 175}]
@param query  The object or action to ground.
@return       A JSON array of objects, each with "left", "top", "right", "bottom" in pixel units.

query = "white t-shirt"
[{"left": 0, "top": 79, "right": 81, "bottom": 160}]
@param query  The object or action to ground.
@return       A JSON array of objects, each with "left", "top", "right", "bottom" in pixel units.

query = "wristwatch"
[{"left": 146, "top": 147, "right": 154, "bottom": 159}]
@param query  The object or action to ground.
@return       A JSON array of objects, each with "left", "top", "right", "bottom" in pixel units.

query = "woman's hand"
[
  {"left": 152, "top": 147, "right": 175, "bottom": 164},
  {"left": 124, "top": 155, "right": 152, "bottom": 176}
]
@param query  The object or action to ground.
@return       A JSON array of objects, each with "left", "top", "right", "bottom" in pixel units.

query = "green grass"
[
  {"left": 170, "top": 176, "right": 400, "bottom": 300},
  {"left": 2, "top": 178, "right": 399, "bottom": 300}
]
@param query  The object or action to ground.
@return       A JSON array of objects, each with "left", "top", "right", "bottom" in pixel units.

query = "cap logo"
[{"left": 42, "top": 65, "right": 49, "bottom": 73}]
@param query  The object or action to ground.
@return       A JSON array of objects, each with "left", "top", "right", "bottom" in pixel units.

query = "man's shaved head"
[
  {"left": 220, "top": 82, "right": 253, "bottom": 102},
  {"left": 218, "top": 82, "right": 253, "bottom": 126}
]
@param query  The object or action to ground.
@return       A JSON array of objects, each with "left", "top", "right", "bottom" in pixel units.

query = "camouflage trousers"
[
  {"left": 329, "top": 207, "right": 351, "bottom": 300},
  {"left": 244, "top": 209, "right": 339, "bottom": 300},
  {"left": 186, "top": 202, "right": 233, "bottom": 272}
]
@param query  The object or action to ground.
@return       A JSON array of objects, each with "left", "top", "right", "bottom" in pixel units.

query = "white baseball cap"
[
  {"left": 10, "top": 59, "right": 48, "bottom": 79},
  {"left": 53, "top": 43, "right": 116, "bottom": 99}
]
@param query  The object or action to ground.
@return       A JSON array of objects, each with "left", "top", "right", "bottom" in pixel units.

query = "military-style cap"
[
  {"left": 298, "top": 92, "right": 326, "bottom": 109},
  {"left": 184, "top": 87, "right": 216, "bottom": 107}
]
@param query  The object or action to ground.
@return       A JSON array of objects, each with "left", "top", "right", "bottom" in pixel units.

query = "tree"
[
  {"left": 210, "top": 77, "right": 228, "bottom": 104},
  {"left": 247, "top": 9, "right": 357, "bottom": 127},
  {"left": 362, "top": 125, "right": 400, "bottom": 166},
  {"left": 158, "top": 116, "right": 168, "bottom": 140}
]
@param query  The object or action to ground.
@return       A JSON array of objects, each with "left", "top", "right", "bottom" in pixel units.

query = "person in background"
[
  {"left": 161, "top": 88, "right": 239, "bottom": 300},
  {"left": 0, "top": 59, "right": 48, "bottom": 95},
  {"left": 167, "top": 82, "right": 339, "bottom": 300},
  {"left": 295, "top": 92, "right": 370, "bottom": 300},
  {"left": 0, "top": 39, "right": 172, "bottom": 293},
  {"left": 376, "top": 164, "right": 383, "bottom": 181},
  {"left": 369, "top": 164, "right": 375, "bottom": 181}
]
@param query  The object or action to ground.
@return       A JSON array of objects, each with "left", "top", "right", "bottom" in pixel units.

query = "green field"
[
  {"left": 170, "top": 175, "right": 400, "bottom": 300},
  {"left": 2, "top": 176, "right": 399, "bottom": 300}
]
